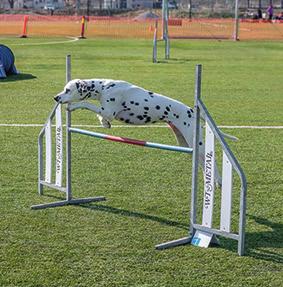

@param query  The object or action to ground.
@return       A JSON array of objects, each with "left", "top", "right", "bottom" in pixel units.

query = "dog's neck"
[{"left": 83, "top": 79, "right": 111, "bottom": 101}]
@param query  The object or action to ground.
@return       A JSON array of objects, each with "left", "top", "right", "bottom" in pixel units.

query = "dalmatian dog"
[{"left": 54, "top": 79, "right": 235, "bottom": 186}]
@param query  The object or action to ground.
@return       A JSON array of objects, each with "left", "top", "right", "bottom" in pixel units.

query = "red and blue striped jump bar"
[{"left": 69, "top": 128, "right": 193, "bottom": 154}]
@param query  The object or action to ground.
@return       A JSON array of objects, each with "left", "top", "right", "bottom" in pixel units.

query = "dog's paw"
[
  {"left": 97, "top": 114, "right": 111, "bottom": 128},
  {"left": 101, "top": 119, "right": 111, "bottom": 128}
]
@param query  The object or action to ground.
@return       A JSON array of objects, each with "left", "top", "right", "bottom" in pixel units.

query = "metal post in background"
[
  {"left": 153, "top": 20, "right": 158, "bottom": 63},
  {"left": 162, "top": 0, "right": 170, "bottom": 59},
  {"left": 234, "top": 0, "right": 240, "bottom": 41}
]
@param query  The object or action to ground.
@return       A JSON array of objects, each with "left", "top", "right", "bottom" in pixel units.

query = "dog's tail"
[{"left": 200, "top": 113, "right": 238, "bottom": 142}]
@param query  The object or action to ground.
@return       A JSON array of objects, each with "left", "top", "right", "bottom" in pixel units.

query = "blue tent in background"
[{"left": 0, "top": 45, "right": 19, "bottom": 79}]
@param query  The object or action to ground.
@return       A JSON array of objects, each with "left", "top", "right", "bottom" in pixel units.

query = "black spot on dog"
[
  {"left": 184, "top": 122, "right": 186, "bottom": 125},
  {"left": 135, "top": 102, "right": 139, "bottom": 106},
  {"left": 106, "top": 100, "right": 110, "bottom": 102},
  {"left": 129, "top": 113, "right": 134, "bottom": 116},
  {"left": 152, "top": 121, "right": 157, "bottom": 124},
  {"left": 155, "top": 105, "right": 160, "bottom": 110},
  {"left": 199, "top": 142, "right": 202, "bottom": 145},
  {"left": 160, "top": 116, "right": 165, "bottom": 120},
  {"left": 166, "top": 106, "right": 170, "bottom": 112},
  {"left": 144, "top": 107, "right": 149, "bottom": 111},
  {"left": 106, "top": 83, "right": 115, "bottom": 89},
  {"left": 130, "top": 101, "right": 134, "bottom": 104},
  {"left": 137, "top": 115, "right": 144, "bottom": 120},
  {"left": 106, "top": 84, "right": 115, "bottom": 90},
  {"left": 125, "top": 119, "right": 130, "bottom": 123},
  {"left": 127, "top": 108, "right": 131, "bottom": 111},
  {"left": 99, "top": 81, "right": 102, "bottom": 84},
  {"left": 148, "top": 92, "right": 154, "bottom": 98},
  {"left": 144, "top": 112, "right": 148, "bottom": 115},
  {"left": 145, "top": 117, "right": 151, "bottom": 123},
  {"left": 144, "top": 99, "right": 148, "bottom": 102},
  {"left": 176, "top": 115, "right": 179, "bottom": 119},
  {"left": 120, "top": 118, "right": 124, "bottom": 121},
  {"left": 164, "top": 111, "right": 168, "bottom": 115},
  {"left": 101, "top": 107, "right": 104, "bottom": 110},
  {"left": 190, "top": 108, "right": 194, "bottom": 113},
  {"left": 110, "top": 98, "right": 115, "bottom": 102},
  {"left": 122, "top": 102, "right": 126, "bottom": 106},
  {"left": 113, "top": 112, "right": 116, "bottom": 116}
]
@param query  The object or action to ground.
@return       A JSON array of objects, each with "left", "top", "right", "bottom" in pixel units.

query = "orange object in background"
[
  {"left": 20, "top": 15, "right": 28, "bottom": 38},
  {"left": 80, "top": 15, "right": 86, "bottom": 39},
  {"left": 1, "top": 15, "right": 283, "bottom": 41}
]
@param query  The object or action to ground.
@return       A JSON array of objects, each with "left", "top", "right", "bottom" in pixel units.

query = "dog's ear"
[{"left": 74, "top": 80, "right": 88, "bottom": 94}]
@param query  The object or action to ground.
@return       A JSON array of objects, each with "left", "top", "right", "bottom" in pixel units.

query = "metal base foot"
[
  {"left": 31, "top": 196, "right": 106, "bottom": 210},
  {"left": 155, "top": 236, "right": 192, "bottom": 250}
]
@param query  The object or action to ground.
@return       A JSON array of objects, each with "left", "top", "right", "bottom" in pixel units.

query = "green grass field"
[{"left": 0, "top": 37, "right": 282, "bottom": 286}]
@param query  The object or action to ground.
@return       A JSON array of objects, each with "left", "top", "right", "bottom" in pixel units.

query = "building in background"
[{"left": 0, "top": 0, "right": 65, "bottom": 9}]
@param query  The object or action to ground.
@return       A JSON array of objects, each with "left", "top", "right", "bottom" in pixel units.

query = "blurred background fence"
[{"left": 1, "top": 14, "right": 283, "bottom": 40}]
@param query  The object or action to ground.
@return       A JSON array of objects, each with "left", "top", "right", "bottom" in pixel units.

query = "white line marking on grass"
[
  {"left": 1, "top": 124, "right": 283, "bottom": 129},
  {"left": 8, "top": 37, "right": 79, "bottom": 46},
  {"left": 219, "top": 126, "right": 283, "bottom": 129}
]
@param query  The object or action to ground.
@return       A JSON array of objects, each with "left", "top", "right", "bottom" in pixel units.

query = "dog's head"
[{"left": 54, "top": 79, "right": 94, "bottom": 104}]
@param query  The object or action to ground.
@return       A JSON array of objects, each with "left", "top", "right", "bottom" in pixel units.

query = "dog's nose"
[{"left": 54, "top": 96, "right": 60, "bottom": 102}]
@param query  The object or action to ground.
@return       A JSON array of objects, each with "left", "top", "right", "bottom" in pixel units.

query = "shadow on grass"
[
  {"left": 246, "top": 215, "right": 283, "bottom": 263},
  {"left": 0, "top": 73, "right": 36, "bottom": 82},
  {"left": 33, "top": 195, "right": 282, "bottom": 261},
  {"left": 79, "top": 203, "right": 188, "bottom": 230},
  {"left": 83, "top": 206, "right": 283, "bottom": 259}
]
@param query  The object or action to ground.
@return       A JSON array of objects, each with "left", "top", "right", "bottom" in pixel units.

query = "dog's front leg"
[
  {"left": 67, "top": 102, "right": 102, "bottom": 114},
  {"left": 97, "top": 114, "right": 111, "bottom": 128},
  {"left": 67, "top": 102, "right": 111, "bottom": 128}
]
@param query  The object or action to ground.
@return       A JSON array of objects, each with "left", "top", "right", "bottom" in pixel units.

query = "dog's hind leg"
[{"left": 168, "top": 123, "right": 188, "bottom": 147}]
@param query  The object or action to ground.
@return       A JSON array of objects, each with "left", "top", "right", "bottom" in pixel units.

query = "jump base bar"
[
  {"left": 156, "top": 237, "right": 192, "bottom": 250},
  {"left": 31, "top": 196, "right": 106, "bottom": 210}
]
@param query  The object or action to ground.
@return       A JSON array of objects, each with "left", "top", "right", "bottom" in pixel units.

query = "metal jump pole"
[
  {"left": 31, "top": 55, "right": 106, "bottom": 210},
  {"left": 69, "top": 128, "right": 193, "bottom": 154},
  {"left": 66, "top": 55, "right": 72, "bottom": 201}
]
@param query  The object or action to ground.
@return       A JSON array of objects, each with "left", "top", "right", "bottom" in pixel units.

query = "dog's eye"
[{"left": 65, "top": 88, "right": 70, "bottom": 93}]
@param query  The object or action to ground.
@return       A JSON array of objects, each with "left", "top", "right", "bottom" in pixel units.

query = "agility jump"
[{"left": 31, "top": 56, "right": 247, "bottom": 256}]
